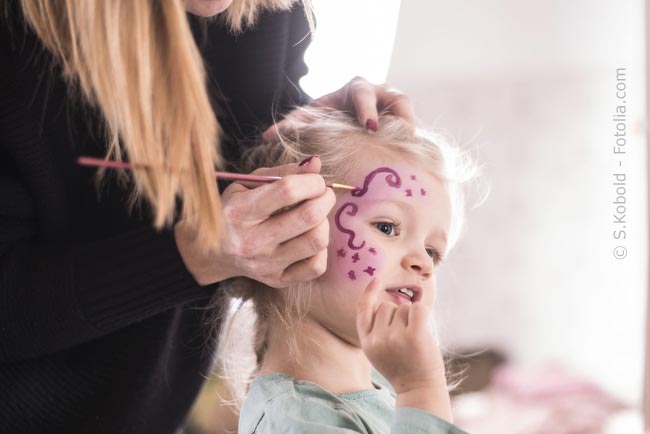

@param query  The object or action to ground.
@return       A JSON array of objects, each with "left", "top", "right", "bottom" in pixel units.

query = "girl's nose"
[{"left": 401, "top": 248, "right": 433, "bottom": 278}]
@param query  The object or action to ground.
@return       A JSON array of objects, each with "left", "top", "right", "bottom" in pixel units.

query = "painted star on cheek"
[
  {"left": 411, "top": 175, "right": 417, "bottom": 180},
  {"left": 337, "top": 248, "right": 347, "bottom": 258},
  {"left": 420, "top": 188, "right": 427, "bottom": 196},
  {"left": 405, "top": 189, "right": 413, "bottom": 197},
  {"left": 368, "top": 247, "right": 377, "bottom": 255},
  {"left": 362, "top": 266, "right": 376, "bottom": 276},
  {"left": 351, "top": 253, "right": 361, "bottom": 263},
  {"left": 348, "top": 270, "right": 357, "bottom": 280}
]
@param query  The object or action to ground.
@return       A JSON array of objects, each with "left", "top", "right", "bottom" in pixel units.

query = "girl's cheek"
[{"left": 329, "top": 224, "right": 385, "bottom": 290}]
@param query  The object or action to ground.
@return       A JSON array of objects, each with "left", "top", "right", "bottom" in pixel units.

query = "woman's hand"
[
  {"left": 356, "top": 278, "right": 453, "bottom": 422},
  {"left": 174, "top": 156, "right": 336, "bottom": 287},
  {"left": 263, "top": 76, "right": 416, "bottom": 140}
]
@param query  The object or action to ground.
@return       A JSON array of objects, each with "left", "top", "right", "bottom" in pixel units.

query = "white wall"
[{"left": 386, "top": 0, "right": 647, "bottom": 404}]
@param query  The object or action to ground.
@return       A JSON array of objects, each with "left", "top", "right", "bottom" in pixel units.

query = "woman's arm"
[{"left": 0, "top": 216, "right": 212, "bottom": 364}]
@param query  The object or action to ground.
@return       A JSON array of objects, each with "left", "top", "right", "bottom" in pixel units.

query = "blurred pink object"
[{"left": 453, "top": 363, "right": 626, "bottom": 434}]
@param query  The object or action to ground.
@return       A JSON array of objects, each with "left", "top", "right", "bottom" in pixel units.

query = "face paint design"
[
  {"left": 350, "top": 167, "right": 401, "bottom": 197},
  {"left": 332, "top": 166, "right": 430, "bottom": 282},
  {"left": 334, "top": 203, "right": 366, "bottom": 250}
]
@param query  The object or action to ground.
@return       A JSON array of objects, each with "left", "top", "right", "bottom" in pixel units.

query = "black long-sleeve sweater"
[{"left": 0, "top": 3, "right": 311, "bottom": 433}]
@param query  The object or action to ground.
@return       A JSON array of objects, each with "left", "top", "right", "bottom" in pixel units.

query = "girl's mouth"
[{"left": 385, "top": 285, "right": 422, "bottom": 303}]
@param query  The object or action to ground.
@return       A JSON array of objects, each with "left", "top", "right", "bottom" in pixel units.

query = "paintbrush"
[{"left": 77, "top": 156, "right": 357, "bottom": 191}]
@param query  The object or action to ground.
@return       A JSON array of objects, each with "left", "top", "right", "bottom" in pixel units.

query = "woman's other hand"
[
  {"left": 263, "top": 76, "right": 416, "bottom": 140},
  {"left": 174, "top": 156, "right": 335, "bottom": 288}
]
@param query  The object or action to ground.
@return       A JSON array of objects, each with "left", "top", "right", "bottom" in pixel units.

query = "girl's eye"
[
  {"left": 373, "top": 222, "right": 397, "bottom": 236},
  {"left": 426, "top": 248, "right": 443, "bottom": 264}
]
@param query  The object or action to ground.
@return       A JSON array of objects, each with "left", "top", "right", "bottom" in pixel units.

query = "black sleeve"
[
  {"left": 0, "top": 178, "right": 213, "bottom": 363},
  {"left": 279, "top": 2, "right": 313, "bottom": 107},
  {"left": 0, "top": 19, "right": 215, "bottom": 362},
  {"left": 195, "top": 3, "right": 314, "bottom": 167}
]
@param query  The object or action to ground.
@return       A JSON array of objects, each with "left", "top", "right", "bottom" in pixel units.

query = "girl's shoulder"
[
  {"left": 238, "top": 372, "right": 470, "bottom": 434},
  {"left": 238, "top": 372, "right": 389, "bottom": 434}
]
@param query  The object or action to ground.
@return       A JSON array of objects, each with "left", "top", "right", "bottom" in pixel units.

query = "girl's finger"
[
  {"left": 356, "top": 278, "right": 382, "bottom": 338},
  {"left": 373, "top": 301, "right": 398, "bottom": 333},
  {"left": 394, "top": 303, "right": 410, "bottom": 328},
  {"left": 408, "top": 302, "right": 431, "bottom": 332}
]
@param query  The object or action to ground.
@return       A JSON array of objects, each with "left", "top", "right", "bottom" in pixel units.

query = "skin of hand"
[
  {"left": 356, "top": 278, "right": 453, "bottom": 422},
  {"left": 263, "top": 76, "right": 417, "bottom": 141},
  {"left": 185, "top": 0, "right": 233, "bottom": 17},
  {"left": 174, "top": 157, "right": 336, "bottom": 287}
]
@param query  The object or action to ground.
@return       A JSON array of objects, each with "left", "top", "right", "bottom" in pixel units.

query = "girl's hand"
[
  {"left": 356, "top": 278, "right": 453, "bottom": 421},
  {"left": 174, "top": 157, "right": 336, "bottom": 287},
  {"left": 263, "top": 76, "right": 416, "bottom": 140}
]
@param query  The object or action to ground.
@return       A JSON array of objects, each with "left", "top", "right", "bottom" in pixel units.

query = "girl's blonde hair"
[
  {"left": 9, "top": 0, "right": 308, "bottom": 252},
  {"left": 214, "top": 107, "right": 479, "bottom": 408}
]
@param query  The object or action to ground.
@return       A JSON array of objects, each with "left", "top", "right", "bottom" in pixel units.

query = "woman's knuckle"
[
  {"left": 303, "top": 257, "right": 324, "bottom": 278},
  {"left": 308, "top": 230, "right": 328, "bottom": 252},
  {"left": 390, "top": 92, "right": 411, "bottom": 104},
  {"left": 277, "top": 180, "right": 298, "bottom": 203},
  {"left": 299, "top": 203, "right": 321, "bottom": 227},
  {"left": 313, "top": 254, "right": 327, "bottom": 275}
]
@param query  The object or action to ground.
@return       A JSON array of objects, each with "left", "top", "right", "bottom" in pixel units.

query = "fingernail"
[
  {"left": 365, "top": 119, "right": 378, "bottom": 132},
  {"left": 299, "top": 155, "right": 319, "bottom": 167}
]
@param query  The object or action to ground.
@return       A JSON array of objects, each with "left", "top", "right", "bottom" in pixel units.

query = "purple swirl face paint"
[
  {"left": 334, "top": 203, "right": 366, "bottom": 250},
  {"left": 329, "top": 165, "right": 432, "bottom": 285},
  {"left": 350, "top": 167, "right": 401, "bottom": 197}
]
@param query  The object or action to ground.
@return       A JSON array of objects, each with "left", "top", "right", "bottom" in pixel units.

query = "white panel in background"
[{"left": 301, "top": 0, "right": 401, "bottom": 98}]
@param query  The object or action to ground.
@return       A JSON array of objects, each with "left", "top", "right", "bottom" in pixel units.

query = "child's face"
[{"left": 308, "top": 154, "right": 452, "bottom": 347}]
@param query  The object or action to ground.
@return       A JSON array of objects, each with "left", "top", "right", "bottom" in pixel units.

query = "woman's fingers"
[
  {"left": 279, "top": 249, "right": 328, "bottom": 286},
  {"left": 346, "top": 76, "right": 379, "bottom": 131},
  {"left": 241, "top": 173, "right": 328, "bottom": 221},
  {"left": 263, "top": 77, "right": 415, "bottom": 142},
  {"left": 263, "top": 187, "right": 335, "bottom": 245},
  {"left": 313, "top": 76, "right": 416, "bottom": 132},
  {"left": 376, "top": 86, "right": 416, "bottom": 129},
  {"left": 274, "top": 219, "right": 330, "bottom": 267},
  {"left": 209, "top": 157, "right": 335, "bottom": 287}
]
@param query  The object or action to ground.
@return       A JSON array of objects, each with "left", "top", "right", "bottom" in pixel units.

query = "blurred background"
[{"left": 190, "top": 1, "right": 649, "bottom": 433}]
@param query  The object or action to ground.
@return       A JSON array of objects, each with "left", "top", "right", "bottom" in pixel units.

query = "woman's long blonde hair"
[{"left": 12, "top": 0, "right": 306, "bottom": 252}]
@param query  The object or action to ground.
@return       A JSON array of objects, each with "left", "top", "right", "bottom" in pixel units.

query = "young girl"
[{"left": 217, "top": 108, "right": 476, "bottom": 433}]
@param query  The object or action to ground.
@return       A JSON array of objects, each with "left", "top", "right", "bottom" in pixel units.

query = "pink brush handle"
[{"left": 76, "top": 156, "right": 350, "bottom": 189}]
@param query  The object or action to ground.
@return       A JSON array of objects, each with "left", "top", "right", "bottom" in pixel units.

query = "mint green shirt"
[{"left": 238, "top": 370, "right": 468, "bottom": 434}]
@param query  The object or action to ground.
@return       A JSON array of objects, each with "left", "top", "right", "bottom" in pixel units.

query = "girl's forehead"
[{"left": 343, "top": 163, "right": 439, "bottom": 202}]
